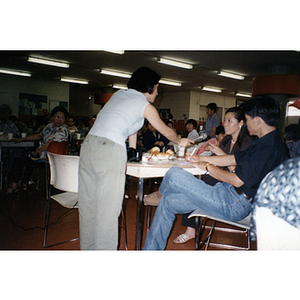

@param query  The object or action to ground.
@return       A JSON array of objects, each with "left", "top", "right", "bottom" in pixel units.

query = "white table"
[{"left": 126, "top": 160, "right": 205, "bottom": 250}]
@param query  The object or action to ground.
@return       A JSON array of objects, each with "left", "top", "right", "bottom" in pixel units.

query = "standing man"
[
  {"left": 205, "top": 102, "right": 220, "bottom": 139},
  {"left": 143, "top": 95, "right": 288, "bottom": 250}
]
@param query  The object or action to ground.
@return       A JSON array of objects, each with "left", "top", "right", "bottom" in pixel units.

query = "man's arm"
[{"left": 190, "top": 153, "right": 237, "bottom": 167}]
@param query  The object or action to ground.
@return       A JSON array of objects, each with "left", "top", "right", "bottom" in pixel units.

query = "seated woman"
[
  {"left": 195, "top": 125, "right": 225, "bottom": 156},
  {"left": 6, "top": 106, "right": 69, "bottom": 194},
  {"left": 173, "top": 106, "right": 255, "bottom": 244}
]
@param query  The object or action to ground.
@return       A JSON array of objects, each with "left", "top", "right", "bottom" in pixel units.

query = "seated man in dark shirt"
[
  {"left": 143, "top": 95, "right": 288, "bottom": 250},
  {"left": 142, "top": 120, "right": 169, "bottom": 151}
]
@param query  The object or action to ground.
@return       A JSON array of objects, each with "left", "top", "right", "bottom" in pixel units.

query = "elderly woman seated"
[{"left": 6, "top": 106, "right": 69, "bottom": 194}]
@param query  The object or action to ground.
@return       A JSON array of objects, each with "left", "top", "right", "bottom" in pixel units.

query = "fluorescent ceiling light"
[
  {"left": 28, "top": 57, "right": 69, "bottom": 68},
  {"left": 60, "top": 78, "right": 88, "bottom": 85},
  {"left": 0, "top": 68, "right": 31, "bottom": 77},
  {"left": 218, "top": 71, "right": 244, "bottom": 80},
  {"left": 236, "top": 92, "right": 252, "bottom": 98},
  {"left": 100, "top": 69, "right": 131, "bottom": 78},
  {"left": 202, "top": 86, "right": 222, "bottom": 93},
  {"left": 157, "top": 58, "right": 193, "bottom": 69},
  {"left": 159, "top": 79, "right": 182, "bottom": 87},
  {"left": 103, "top": 50, "right": 125, "bottom": 55},
  {"left": 113, "top": 84, "right": 127, "bottom": 90}
]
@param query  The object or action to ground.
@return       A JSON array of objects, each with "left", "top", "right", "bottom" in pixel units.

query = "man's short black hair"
[
  {"left": 216, "top": 125, "right": 225, "bottom": 135},
  {"left": 206, "top": 103, "right": 217, "bottom": 113},
  {"left": 127, "top": 67, "right": 161, "bottom": 94},
  {"left": 241, "top": 95, "right": 280, "bottom": 127}
]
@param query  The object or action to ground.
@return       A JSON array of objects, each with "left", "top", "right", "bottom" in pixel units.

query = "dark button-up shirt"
[{"left": 234, "top": 130, "right": 288, "bottom": 199}]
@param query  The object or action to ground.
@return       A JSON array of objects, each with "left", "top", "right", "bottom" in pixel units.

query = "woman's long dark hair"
[{"left": 223, "top": 106, "right": 250, "bottom": 149}]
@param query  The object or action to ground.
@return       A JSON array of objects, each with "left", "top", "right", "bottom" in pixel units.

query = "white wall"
[
  {"left": 0, "top": 74, "right": 69, "bottom": 115},
  {"left": 157, "top": 91, "right": 191, "bottom": 121},
  {"left": 159, "top": 90, "right": 237, "bottom": 122}
]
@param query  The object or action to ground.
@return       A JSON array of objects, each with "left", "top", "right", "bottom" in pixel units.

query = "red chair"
[{"left": 47, "top": 141, "right": 69, "bottom": 155}]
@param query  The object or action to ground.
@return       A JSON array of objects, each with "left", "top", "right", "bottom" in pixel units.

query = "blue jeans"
[{"left": 143, "top": 167, "right": 252, "bottom": 250}]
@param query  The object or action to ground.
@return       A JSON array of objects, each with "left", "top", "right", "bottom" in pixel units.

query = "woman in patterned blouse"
[{"left": 6, "top": 106, "right": 69, "bottom": 194}]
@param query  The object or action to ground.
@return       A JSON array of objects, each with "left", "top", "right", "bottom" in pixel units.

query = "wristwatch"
[{"left": 205, "top": 163, "right": 212, "bottom": 174}]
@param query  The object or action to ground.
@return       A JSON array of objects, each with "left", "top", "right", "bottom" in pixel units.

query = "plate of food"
[{"left": 142, "top": 147, "right": 175, "bottom": 163}]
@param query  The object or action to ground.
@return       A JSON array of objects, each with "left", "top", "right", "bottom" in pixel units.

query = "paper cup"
[
  {"left": 8, "top": 133, "right": 13, "bottom": 139},
  {"left": 177, "top": 146, "right": 185, "bottom": 158},
  {"left": 21, "top": 132, "right": 27, "bottom": 138},
  {"left": 76, "top": 133, "right": 81, "bottom": 139}
]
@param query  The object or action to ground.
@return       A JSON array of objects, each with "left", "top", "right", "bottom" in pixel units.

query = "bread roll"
[
  {"left": 149, "top": 146, "right": 160, "bottom": 154},
  {"left": 166, "top": 149, "right": 174, "bottom": 155}
]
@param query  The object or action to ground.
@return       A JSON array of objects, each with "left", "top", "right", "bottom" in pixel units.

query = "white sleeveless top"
[{"left": 89, "top": 89, "right": 149, "bottom": 149}]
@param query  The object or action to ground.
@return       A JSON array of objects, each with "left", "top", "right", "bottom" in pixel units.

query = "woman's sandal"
[{"left": 173, "top": 234, "right": 195, "bottom": 244}]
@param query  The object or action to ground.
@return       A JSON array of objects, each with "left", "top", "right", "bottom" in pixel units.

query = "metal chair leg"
[{"left": 118, "top": 202, "right": 128, "bottom": 250}]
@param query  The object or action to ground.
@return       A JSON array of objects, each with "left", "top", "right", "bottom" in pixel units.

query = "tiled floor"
[{"left": 0, "top": 176, "right": 256, "bottom": 251}]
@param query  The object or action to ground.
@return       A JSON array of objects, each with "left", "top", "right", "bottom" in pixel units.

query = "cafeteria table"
[
  {"left": 0, "top": 137, "right": 36, "bottom": 195},
  {"left": 126, "top": 160, "right": 205, "bottom": 250}
]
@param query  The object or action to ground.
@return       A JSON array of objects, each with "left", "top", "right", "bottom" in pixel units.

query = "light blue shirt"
[
  {"left": 89, "top": 89, "right": 149, "bottom": 149},
  {"left": 205, "top": 113, "right": 220, "bottom": 138}
]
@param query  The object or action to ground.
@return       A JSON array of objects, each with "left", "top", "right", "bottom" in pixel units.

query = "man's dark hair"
[
  {"left": 206, "top": 103, "right": 217, "bottom": 113},
  {"left": 51, "top": 106, "right": 69, "bottom": 119},
  {"left": 241, "top": 95, "right": 280, "bottom": 127},
  {"left": 216, "top": 125, "right": 225, "bottom": 135},
  {"left": 127, "top": 67, "right": 161, "bottom": 94}
]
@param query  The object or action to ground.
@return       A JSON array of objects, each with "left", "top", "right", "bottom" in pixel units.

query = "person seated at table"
[
  {"left": 0, "top": 104, "right": 20, "bottom": 137},
  {"left": 32, "top": 116, "right": 48, "bottom": 134},
  {"left": 0, "top": 104, "right": 22, "bottom": 173},
  {"left": 9, "top": 115, "right": 28, "bottom": 134},
  {"left": 195, "top": 125, "right": 225, "bottom": 156},
  {"left": 185, "top": 119, "right": 199, "bottom": 141},
  {"left": 67, "top": 116, "right": 78, "bottom": 132},
  {"left": 143, "top": 120, "right": 169, "bottom": 151},
  {"left": 143, "top": 95, "right": 288, "bottom": 250},
  {"left": 166, "top": 120, "right": 176, "bottom": 133},
  {"left": 6, "top": 106, "right": 69, "bottom": 194},
  {"left": 173, "top": 107, "right": 255, "bottom": 244},
  {"left": 284, "top": 123, "right": 300, "bottom": 158},
  {"left": 80, "top": 116, "right": 96, "bottom": 138},
  {"left": 77, "top": 117, "right": 87, "bottom": 130}
]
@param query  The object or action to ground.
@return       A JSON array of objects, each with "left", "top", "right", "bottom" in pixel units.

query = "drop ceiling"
[{"left": 1, "top": 50, "right": 300, "bottom": 97}]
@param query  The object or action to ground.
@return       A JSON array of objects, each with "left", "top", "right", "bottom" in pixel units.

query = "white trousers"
[{"left": 78, "top": 135, "right": 127, "bottom": 250}]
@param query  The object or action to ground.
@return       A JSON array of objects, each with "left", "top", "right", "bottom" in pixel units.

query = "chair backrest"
[
  {"left": 47, "top": 152, "right": 79, "bottom": 193},
  {"left": 255, "top": 206, "right": 300, "bottom": 250},
  {"left": 48, "top": 141, "right": 69, "bottom": 155}
]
